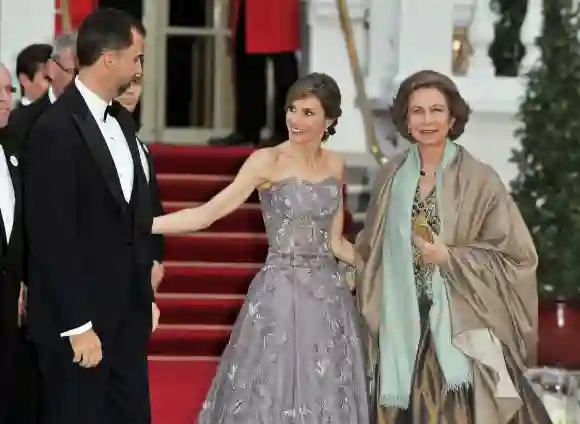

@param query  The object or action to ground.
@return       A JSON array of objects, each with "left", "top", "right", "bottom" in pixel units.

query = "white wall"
[{"left": 0, "top": 0, "right": 54, "bottom": 88}]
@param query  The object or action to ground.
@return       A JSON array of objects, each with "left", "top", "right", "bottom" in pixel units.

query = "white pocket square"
[{"left": 10, "top": 156, "right": 18, "bottom": 167}]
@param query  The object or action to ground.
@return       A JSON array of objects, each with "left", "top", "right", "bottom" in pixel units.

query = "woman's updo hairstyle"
[
  {"left": 285, "top": 72, "right": 342, "bottom": 142},
  {"left": 390, "top": 70, "right": 471, "bottom": 142}
]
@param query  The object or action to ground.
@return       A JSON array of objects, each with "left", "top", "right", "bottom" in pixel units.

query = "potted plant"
[{"left": 511, "top": 0, "right": 580, "bottom": 369}]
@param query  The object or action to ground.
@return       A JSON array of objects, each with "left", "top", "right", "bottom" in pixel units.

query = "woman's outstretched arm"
[{"left": 152, "top": 149, "right": 273, "bottom": 234}]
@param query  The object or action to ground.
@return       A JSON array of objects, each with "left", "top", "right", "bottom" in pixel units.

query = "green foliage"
[
  {"left": 511, "top": 1, "right": 580, "bottom": 298},
  {"left": 489, "top": 0, "right": 527, "bottom": 76}
]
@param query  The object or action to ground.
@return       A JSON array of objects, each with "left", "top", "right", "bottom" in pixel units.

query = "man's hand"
[
  {"left": 70, "top": 329, "right": 102, "bottom": 368},
  {"left": 18, "top": 282, "right": 27, "bottom": 327},
  {"left": 152, "top": 302, "right": 160, "bottom": 332},
  {"left": 151, "top": 261, "right": 165, "bottom": 293}
]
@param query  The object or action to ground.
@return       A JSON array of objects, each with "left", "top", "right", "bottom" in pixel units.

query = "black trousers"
[
  {"left": 3, "top": 328, "right": 42, "bottom": 424},
  {"left": 37, "top": 299, "right": 152, "bottom": 424},
  {"left": 234, "top": 0, "right": 299, "bottom": 143}
]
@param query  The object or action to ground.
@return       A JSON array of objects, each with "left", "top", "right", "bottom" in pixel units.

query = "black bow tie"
[{"left": 103, "top": 102, "right": 122, "bottom": 122}]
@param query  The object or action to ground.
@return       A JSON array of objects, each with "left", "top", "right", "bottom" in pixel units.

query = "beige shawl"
[{"left": 354, "top": 146, "right": 538, "bottom": 423}]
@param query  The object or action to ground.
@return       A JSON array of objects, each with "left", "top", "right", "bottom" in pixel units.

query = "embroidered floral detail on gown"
[{"left": 197, "top": 177, "right": 370, "bottom": 424}]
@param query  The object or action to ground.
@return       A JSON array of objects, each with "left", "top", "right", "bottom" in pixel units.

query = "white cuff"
[{"left": 60, "top": 321, "right": 93, "bottom": 337}]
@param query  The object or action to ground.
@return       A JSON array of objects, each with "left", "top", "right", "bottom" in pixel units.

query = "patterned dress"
[
  {"left": 197, "top": 177, "right": 370, "bottom": 424},
  {"left": 378, "top": 186, "right": 552, "bottom": 424}
]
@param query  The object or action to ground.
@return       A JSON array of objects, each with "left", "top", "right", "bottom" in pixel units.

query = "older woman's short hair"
[{"left": 390, "top": 70, "right": 471, "bottom": 141}]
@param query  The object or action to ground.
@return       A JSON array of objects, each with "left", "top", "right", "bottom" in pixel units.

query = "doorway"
[{"left": 98, "top": 0, "right": 234, "bottom": 144}]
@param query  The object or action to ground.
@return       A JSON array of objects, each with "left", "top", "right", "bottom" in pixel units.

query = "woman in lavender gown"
[{"left": 152, "top": 73, "right": 370, "bottom": 424}]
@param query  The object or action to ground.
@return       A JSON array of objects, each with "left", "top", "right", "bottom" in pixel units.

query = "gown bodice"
[{"left": 259, "top": 177, "right": 340, "bottom": 260}]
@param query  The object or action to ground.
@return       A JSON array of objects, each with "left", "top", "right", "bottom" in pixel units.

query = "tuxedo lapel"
[
  {"left": 116, "top": 105, "right": 149, "bottom": 205},
  {"left": 68, "top": 89, "right": 128, "bottom": 213},
  {"left": 116, "top": 108, "right": 151, "bottom": 235}
]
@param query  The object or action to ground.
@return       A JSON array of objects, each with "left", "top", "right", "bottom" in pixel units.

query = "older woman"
[{"left": 353, "top": 70, "right": 551, "bottom": 423}]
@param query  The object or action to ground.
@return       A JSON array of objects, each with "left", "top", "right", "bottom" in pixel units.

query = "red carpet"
[{"left": 147, "top": 144, "right": 352, "bottom": 423}]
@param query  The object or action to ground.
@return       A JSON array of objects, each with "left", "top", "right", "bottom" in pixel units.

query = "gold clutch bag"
[{"left": 413, "top": 209, "right": 434, "bottom": 243}]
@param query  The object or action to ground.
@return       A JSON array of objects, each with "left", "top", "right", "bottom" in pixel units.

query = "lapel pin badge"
[{"left": 9, "top": 156, "right": 18, "bottom": 167}]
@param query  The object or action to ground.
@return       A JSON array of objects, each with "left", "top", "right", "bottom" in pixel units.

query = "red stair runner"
[{"left": 147, "top": 144, "right": 352, "bottom": 423}]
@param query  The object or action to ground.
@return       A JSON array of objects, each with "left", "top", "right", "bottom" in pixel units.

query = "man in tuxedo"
[
  {"left": 116, "top": 75, "right": 165, "bottom": 293},
  {"left": 23, "top": 9, "right": 157, "bottom": 424},
  {"left": 0, "top": 63, "right": 25, "bottom": 423},
  {"left": 4, "top": 32, "right": 78, "bottom": 424},
  {"left": 10, "top": 33, "right": 77, "bottom": 152}
]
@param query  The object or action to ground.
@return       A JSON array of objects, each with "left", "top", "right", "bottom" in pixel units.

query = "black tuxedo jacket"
[
  {"left": 9, "top": 93, "right": 52, "bottom": 154},
  {"left": 137, "top": 137, "right": 164, "bottom": 263},
  {"left": 23, "top": 84, "right": 153, "bottom": 347},
  {"left": 0, "top": 129, "right": 24, "bottom": 407}
]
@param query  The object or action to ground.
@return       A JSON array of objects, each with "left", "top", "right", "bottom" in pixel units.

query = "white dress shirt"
[
  {"left": 0, "top": 146, "right": 15, "bottom": 242},
  {"left": 60, "top": 78, "right": 136, "bottom": 338}
]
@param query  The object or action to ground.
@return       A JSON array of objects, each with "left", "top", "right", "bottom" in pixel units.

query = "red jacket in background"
[
  {"left": 55, "top": 0, "right": 97, "bottom": 35},
  {"left": 231, "top": 0, "right": 301, "bottom": 54}
]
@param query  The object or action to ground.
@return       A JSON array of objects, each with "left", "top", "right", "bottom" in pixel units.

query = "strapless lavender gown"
[{"left": 196, "top": 177, "right": 370, "bottom": 424}]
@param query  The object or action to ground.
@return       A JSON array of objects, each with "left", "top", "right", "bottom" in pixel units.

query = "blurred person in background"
[
  {"left": 15, "top": 44, "right": 52, "bottom": 107},
  {"left": 116, "top": 74, "right": 165, "bottom": 293},
  {"left": 0, "top": 63, "right": 28, "bottom": 424},
  {"left": 209, "top": 0, "right": 299, "bottom": 147},
  {"left": 4, "top": 33, "right": 78, "bottom": 424},
  {"left": 10, "top": 33, "right": 77, "bottom": 152}
]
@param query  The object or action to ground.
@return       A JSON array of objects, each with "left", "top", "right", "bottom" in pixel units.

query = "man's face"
[
  {"left": 47, "top": 47, "right": 76, "bottom": 96},
  {"left": 19, "top": 64, "right": 49, "bottom": 101},
  {"left": 105, "top": 28, "right": 144, "bottom": 93},
  {"left": 0, "top": 66, "right": 14, "bottom": 127}
]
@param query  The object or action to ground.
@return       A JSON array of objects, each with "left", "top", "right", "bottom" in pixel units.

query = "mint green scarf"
[{"left": 379, "top": 140, "right": 472, "bottom": 408}]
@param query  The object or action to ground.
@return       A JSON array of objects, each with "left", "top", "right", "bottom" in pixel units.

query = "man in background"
[
  {"left": 0, "top": 63, "right": 26, "bottom": 424},
  {"left": 209, "top": 0, "right": 299, "bottom": 147},
  {"left": 4, "top": 33, "right": 77, "bottom": 424},
  {"left": 10, "top": 33, "right": 77, "bottom": 152},
  {"left": 15, "top": 44, "right": 52, "bottom": 107},
  {"left": 116, "top": 74, "right": 165, "bottom": 293}
]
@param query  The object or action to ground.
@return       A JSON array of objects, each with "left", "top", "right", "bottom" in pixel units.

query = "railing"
[
  {"left": 359, "top": 0, "right": 544, "bottom": 164},
  {"left": 453, "top": 0, "right": 541, "bottom": 77},
  {"left": 366, "top": 0, "right": 543, "bottom": 105}
]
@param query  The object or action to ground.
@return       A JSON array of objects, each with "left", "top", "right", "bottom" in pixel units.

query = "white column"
[
  {"left": 468, "top": 0, "right": 496, "bottom": 77},
  {"left": 307, "top": 0, "right": 369, "bottom": 154},
  {"left": 520, "top": 0, "right": 542, "bottom": 73},
  {"left": 0, "top": 0, "right": 54, "bottom": 87},
  {"left": 394, "top": 0, "right": 454, "bottom": 81}
]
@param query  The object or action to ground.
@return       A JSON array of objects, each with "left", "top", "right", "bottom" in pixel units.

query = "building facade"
[{"left": 0, "top": 0, "right": 543, "bottom": 184}]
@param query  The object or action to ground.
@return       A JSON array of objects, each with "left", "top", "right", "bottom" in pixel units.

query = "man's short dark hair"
[
  {"left": 76, "top": 8, "right": 146, "bottom": 68},
  {"left": 16, "top": 44, "right": 52, "bottom": 80}
]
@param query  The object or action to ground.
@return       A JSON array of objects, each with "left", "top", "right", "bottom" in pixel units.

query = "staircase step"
[
  {"left": 162, "top": 202, "right": 264, "bottom": 233},
  {"left": 149, "top": 325, "right": 230, "bottom": 357},
  {"left": 164, "top": 233, "right": 268, "bottom": 263},
  {"left": 159, "top": 262, "right": 259, "bottom": 295},
  {"left": 157, "top": 296, "right": 244, "bottom": 326},
  {"left": 157, "top": 174, "right": 260, "bottom": 203},
  {"left": 149, "top": 144, "right": 254, "bottom": 175}
]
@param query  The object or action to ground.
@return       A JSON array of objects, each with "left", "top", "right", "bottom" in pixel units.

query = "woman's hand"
[{"left": 412, "top": 233, "right": 450, "bottom": 265}]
